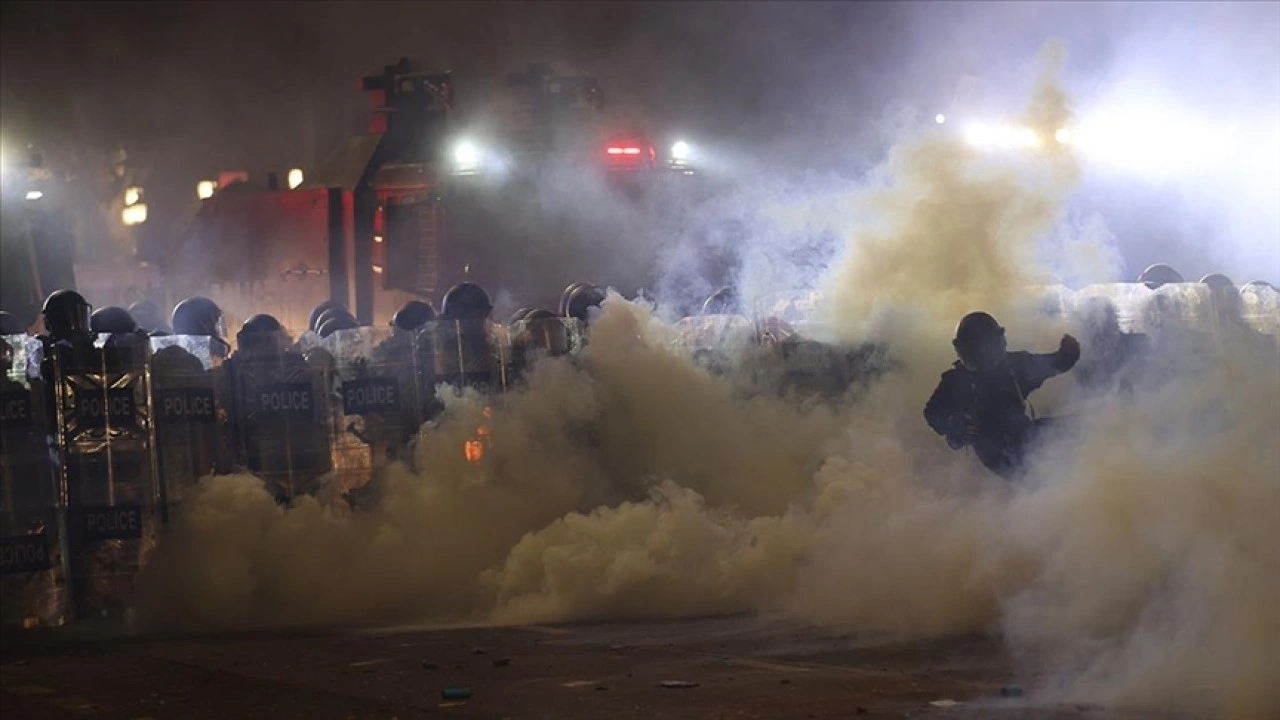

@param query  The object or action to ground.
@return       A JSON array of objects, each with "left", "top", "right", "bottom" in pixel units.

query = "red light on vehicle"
[
  {"left": 606, "top": 147, "right": 624, "bottom": 155},
  {"left": 606, "top": 146, "right": 642, "bottom": 156}
]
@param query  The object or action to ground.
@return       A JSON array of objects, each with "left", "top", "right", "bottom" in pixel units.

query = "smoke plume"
[{"left": 137, "top": 46, "right": 1280, "bottom": 718}]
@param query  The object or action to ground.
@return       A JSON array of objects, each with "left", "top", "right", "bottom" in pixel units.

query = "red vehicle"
[{"left": 165, "top": 59, "right": 703, "bottom": 334}]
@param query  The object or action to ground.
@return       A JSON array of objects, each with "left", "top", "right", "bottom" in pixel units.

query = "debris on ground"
[
  {"left": 492, "top": 658, "right": 512, "bottom": 668},
  {"left": 441, "top": 688, "right": 473, "bottom": 700},
  {"left": 929, "top": 699, "right": 960, "bottom": 707},
  {"left": 659, "top": 680, "right": 700, "bottom": 689},
  {"left": 1000, "top": 685, "right": 1024, "bottom": 697}
]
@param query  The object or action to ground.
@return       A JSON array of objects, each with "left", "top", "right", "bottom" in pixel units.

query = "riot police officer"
[
  {"left": 171, "top": 296, "right": 229, "bottom": 362},
  {"left": 40, "top": 290, "right": 94, "bottom": 346},
  {"left": 924, "top": 311, "right": 1080, "bottom": 478},
  {"left": 435, "top": 282, "right": 502, "bottom": 390},
  {"left": 226, "top": 314, "right": 331, "bottom": 501}
]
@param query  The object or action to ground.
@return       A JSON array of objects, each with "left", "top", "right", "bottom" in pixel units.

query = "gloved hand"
[{"left": 1058, "top": 333, "right": 1081, "bottom": 369}]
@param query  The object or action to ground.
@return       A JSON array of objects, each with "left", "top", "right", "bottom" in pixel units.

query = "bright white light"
[
  {"left": 1012, "top": 126, "right": 1042, "bottom": 149},
  {"left": 1054, "top": 128, "right": 1072, "bottom": 145},
  {"left": 454, "top": 140, "right": 480, "bottom": 169},
  {"left": 196, "top": 180, "right": 216, "bottom": 200},
  {"left": 122, "top": 202, "right": 148, "bottom": 226},
  {"left": 964, "top": 122, "right": 992, "bottom": 147},
  {"left": 935, "top": 113, "right": 946, "bottom": 125},
  {"left": 671, "top": 140, "right": 691, "bottom": 161},
  {"left": 124, "top": 186, "right": 142, "bottom": 206},
  {"left": 25, "top": 190, "right": 43, "bottom": 200},
  {"left": 287, "top": 168, "right": 304, "bottom": 189},
  {"left": 964, "top": 121, "right": 1041, "bottom": 150}
]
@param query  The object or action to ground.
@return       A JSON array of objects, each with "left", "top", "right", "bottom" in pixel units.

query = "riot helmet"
[
  {"left": 508, "top": 307, "right": 534, "bottom": 326},
  {"left": 952, "top": 311, "right": 1007, "bottom": 371},
  {"left": 440, "top": 282, "right": 493, "bottom": 321},
  {"left": 42, "top": 289, "right": 92, "bottom": 340},
  {"left": 90, "top": 306, "right": 138, "bottom": 334},
  {"left": 1137, "top": 263, "right": 1184, "bottom": 290},
  {"left": 1199, "top": 273, "right": 1234, "bottom": 292},
  {"left": 558, "top": 282, "right": 589, "bottom": 317},
  {"left": 565, "top": 284, "right": 606, "bottom": 322},
  {"left": 392, "top": 300, "right": 436, "bottom": 332},
  {"left": 171, "top": 296, "right": 225, "bottom": 338},
  {"left": 701, "top": 286, "right": 741, "bottom": 316},
  {"left": 236, "top": 313, "right": 287, "bottom": 354},
  {"left": 309, "top": 300, "right": 346, "bottom": 332},
  {"left": 128, "top": 300, "right": 169, "bottom": 333},
  {"left": 317, "top": 314, "right": 359, "bottom": 338},
  {"left": 0, "top": 310, "right": 26, "bottom": 335},
  {"left": 314, "top": 306, "right": 356, "bottom": 331}
]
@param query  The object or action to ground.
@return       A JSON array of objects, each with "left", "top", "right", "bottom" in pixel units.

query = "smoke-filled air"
[{"left": 135, "top": 45, "right": 1280, "bottom": 719}]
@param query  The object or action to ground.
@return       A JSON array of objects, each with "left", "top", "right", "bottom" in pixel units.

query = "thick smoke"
[{"left": 137, "top": 47, "right": 1279, "bottom": 718}]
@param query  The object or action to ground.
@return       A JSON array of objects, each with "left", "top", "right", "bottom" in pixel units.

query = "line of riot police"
[{"left": 0, "top": 281, "right": 600, "bottom": 629}]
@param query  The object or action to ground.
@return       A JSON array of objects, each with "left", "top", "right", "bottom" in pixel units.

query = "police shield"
[
  {"left": 509, "top": 316, "right": 574, "bottom": 381},
  {"left": 150, "top": 335, "right": 232, "bottom": 516},
  {"left": 425, "top": 319, "right": 513, "bottom": 394},
  {"left": 49, "top": 333, "right": 160, "bottom": 620},
  {"left": 228, "top": 347, "right": 333, "bottom": 501},
  {"left": 323, "top": 327, "right": 424, "bottom": 494},
  {"left": 1, "top": 335, "right": 71, "bottom": 629}
]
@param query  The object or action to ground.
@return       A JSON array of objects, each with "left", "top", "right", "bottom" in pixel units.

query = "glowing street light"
[
  {"left": 935, "top": 113, "right": 947, "bottom": 125},
  {"left": 124, "top": 185, "right": 143, "bottom": 206},
  {"left": 196, "top": 180, "right": 216, "bottom": 200},
  {"left": 287, "top": 168, "right": 304, "bottom": 189},
  {"left": 25, "top": 190, "right": 43, "bottom": 200}
]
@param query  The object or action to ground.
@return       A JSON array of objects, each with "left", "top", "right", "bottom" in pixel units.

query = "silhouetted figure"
[{"left": 925, "top": 311, "right": 1080, "bottom": 478}]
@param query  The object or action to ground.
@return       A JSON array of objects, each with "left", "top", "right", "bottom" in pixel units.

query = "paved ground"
[{"left": 1, "top": 616, "right": 1188, "bottom": 719}]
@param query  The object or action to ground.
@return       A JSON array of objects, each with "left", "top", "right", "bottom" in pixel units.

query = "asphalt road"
[{"left": 1, "top": 616, "right": 1188, "bottom": 719}]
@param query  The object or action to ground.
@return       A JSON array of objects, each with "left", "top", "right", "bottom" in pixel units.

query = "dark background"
[{"left": 3, "top": 1, "right": 1277, "bottom": 284}]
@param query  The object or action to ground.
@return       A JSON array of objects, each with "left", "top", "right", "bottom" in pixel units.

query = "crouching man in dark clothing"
[{"left": 925, "top": 311, "right": 1080, "bottom": 478}]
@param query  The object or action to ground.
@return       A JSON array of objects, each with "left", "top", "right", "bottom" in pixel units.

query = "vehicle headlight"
[
  {"left": 454, "top": 140, "right": 480, "bottom": 169},
  {"left": 671, "top": 140, "right": 691, "bottom": 161}
]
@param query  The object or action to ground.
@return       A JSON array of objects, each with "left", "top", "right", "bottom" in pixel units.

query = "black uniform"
[{"left": 925, "top": 312, "right": 1079, "bottom": 478}]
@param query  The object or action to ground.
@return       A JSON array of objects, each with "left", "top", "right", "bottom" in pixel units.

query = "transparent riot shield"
[
  {"left": 672, "top": 315, "right": 756, "bottom": 376},
  {"left": 323, "top": 327, "right": 424, "bottom": 494},
  {"left": 228, "top": 348, "right": 333, "bottom": 501},
  {"left": 1, "top": 335, "right": 71, "bottom": 629},
  {"left": 150, "top": 335, "right": 232, "bottom": 518},
  {"left": 1074, "top": 283, "right": 1159, "bottom": 333},
  {"left": 509, "top": 317, "right": 575, "bottom": 382},
  {"left": 426, "top": 320, "right": 513, "bottom": 394},
  {"left": 1239, "top": 284, "right": 1280, "bottom": 362},
  {"left": 50, "top": 333, "right": 160, "bottom": 620}
]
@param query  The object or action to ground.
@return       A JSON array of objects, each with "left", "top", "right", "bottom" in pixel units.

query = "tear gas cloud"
[{"left": 139, "top": 45, "right": 1280, "bottom": 719}]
